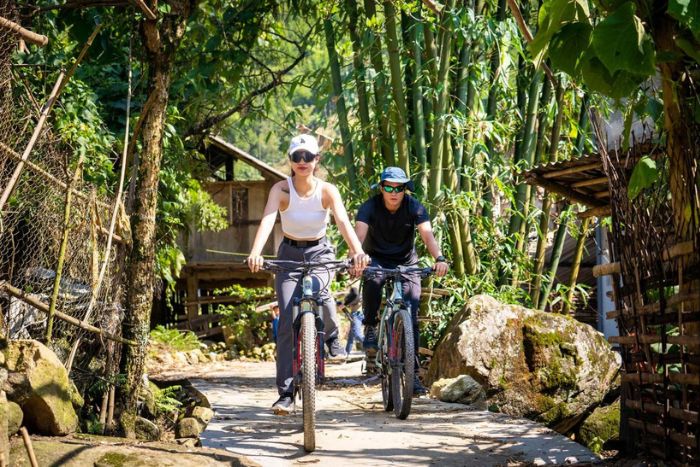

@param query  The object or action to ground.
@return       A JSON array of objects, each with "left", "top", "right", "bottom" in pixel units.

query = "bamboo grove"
[{"left": 321, "top": 0, "right": 595, "bottom": 309}]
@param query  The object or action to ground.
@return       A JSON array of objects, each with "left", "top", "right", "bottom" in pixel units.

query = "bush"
[{"left": 150, "top": 325, "right": 200, "bottom": 351}]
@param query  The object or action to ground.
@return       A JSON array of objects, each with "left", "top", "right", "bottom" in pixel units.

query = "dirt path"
[{"left": 160, "top": 359, "right": 599, "bottom": 467}]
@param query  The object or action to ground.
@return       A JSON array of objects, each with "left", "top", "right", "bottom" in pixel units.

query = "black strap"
[{"left": 283, "top": 236, "right": 325, "bottom": 248}]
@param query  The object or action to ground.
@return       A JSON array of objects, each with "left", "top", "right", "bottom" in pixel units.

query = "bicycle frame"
[{"left": 376, "top": 275, "right": 407, "bottom": 369}]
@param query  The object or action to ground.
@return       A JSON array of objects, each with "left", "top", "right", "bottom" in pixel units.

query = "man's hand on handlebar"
[
  {"left": 247, "top": 254, "right": 264, "bottom": 273},
  {"left": 433, "top": 259, "right": 449, "bottom": 277}
]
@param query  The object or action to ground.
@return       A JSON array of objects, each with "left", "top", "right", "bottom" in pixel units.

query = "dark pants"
[
  {"left": 362, "top": 258, "right": 421, "bottom": 363},
  {"left": 344, "top": 310, "right": 364, "bottom": 354},
  {"left": 274, "top": 239, "right": 340, "bottom": 396}
]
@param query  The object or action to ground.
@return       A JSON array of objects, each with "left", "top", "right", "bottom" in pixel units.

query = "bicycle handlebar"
[
  {"left": 362, "top": 265, "right": 434, "bottom": 279},
  {"left": 250, "top": 259, "right": 353, "bottom": 273}
]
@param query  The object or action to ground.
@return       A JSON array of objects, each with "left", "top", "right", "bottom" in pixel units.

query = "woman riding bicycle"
[{"left": 247, "top": 133, "right": 369, "bottom": 414}]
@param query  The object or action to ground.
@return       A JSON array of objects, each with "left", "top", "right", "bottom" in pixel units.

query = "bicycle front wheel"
[
  {"left": 391, "top": 307, "right": 415, "bottom": 419},
  {"left": 301, "top": 311, "right": 316, "bottom": 452},
  {"left": 380, "top": 320, "right": 393, "bottom": 412}
]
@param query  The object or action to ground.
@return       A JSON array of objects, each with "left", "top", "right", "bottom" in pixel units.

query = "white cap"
[{"left": 288, "top": 134, "right": 320, "bottom": 156}]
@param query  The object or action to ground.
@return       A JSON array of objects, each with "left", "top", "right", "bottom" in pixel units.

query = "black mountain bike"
[
  {"left": 261, "top": 259, "right": 350, "bottom": 452},
  {"left": 363, "top": 265, "right": 433, "bottom": 419}
]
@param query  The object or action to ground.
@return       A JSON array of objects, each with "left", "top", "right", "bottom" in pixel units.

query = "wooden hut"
[{"left": 159, "top": 136, "right": 286, "bottom": 338}]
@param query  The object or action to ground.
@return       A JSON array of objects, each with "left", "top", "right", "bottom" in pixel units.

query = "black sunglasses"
[
  {"left": 382, "top": 184, "right": 406, "bottom": 193},
  {"left": 289, "top": 151, "right": 317, "bottom": 163}
]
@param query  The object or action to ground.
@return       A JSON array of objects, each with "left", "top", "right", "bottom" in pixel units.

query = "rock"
[
  {"left": 141, "top": 381, "right": 159, "bottom": 418},
  {"left": 177, "top": 417, "right": 203, "bottom": 438},
  {"left": 175, "top": 437, "right": 200, "bottom": 448},
  {"left": 429, "top": 375, "right": 486, "bottom": 407},
  {"left": 135, "top": 416, "right": 160, "bottom": 441},
  {"left": 191, "top": 406, "right": 214, "bottom": 427},
  {"left": 174, "top": 351, "right": 189, "bottom": 365},
  {"left": 2, "top": 400, "right": 23, "bottom": 435},
  {"left": 2, "top": 340, "right": 79, "bottom": 435},
  {"left": 578, "top": 400, "right": 620, "bottom": 453},
  {"left": 427, "top": 295, "right": 620, "bottom": 432}
]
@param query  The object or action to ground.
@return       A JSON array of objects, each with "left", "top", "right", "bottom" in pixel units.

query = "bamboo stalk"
[
  {"left": 0, "top": 71, "right": 64, "bottom": 211},
  {"left": 130, "top": 0, "right": 157, "bottom": 20},
  {"left": 0, "top": 281, "right": 135, "bottom": 346},
  {"left": 19, "top": 427, "right": 38, "bottom": 467},
  {"left": 562, "top": 217, "right": 591, "bottom": 313},
  {"left": 106, "top": 385, "right": 116, "bottom": 432},
  {"left": 538, "top": 203, "right": 571, "bottom": 310},
  {"left": 99, "top": 391, "right": 109, "bottom": 430},
  {"left": 324, "top": 16, "right": 356, "bottom": 185},
  {"left": 592, "top": 261, "right": 620, "bottom": 277},
  {"left": 0, "top": 142, "right": 113, "bottom": 212},
  {"left": 410, "top": 11, "right": 427, "bottom": 195},
  {"left": 0, "top": 16, "right": 48, "bottom": 46},
  {"left": 46, "top": 157, "right": 84, "bottom": 343},
  {"left": 384, "top": 0, "right": 411, "bottom": 174}
]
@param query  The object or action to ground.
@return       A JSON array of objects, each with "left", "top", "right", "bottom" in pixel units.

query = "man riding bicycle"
[{"left": 354, "top": 167, "right": 449, "bottom": 395}]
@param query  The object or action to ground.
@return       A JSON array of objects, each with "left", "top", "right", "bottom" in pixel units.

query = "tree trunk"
[
  {"left": 119, "top": 1, "right": 193, "bottom": 438},
  {"left": 383, "top": 0, "right": 410, "bottom": 174},
  {"left": 324, "top": 16, "right": 356, "bottom": 186}
]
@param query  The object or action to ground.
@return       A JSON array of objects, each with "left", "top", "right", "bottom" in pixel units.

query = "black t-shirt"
[{"left": 356, "top": 194, "right": 430, "bottom": 264}]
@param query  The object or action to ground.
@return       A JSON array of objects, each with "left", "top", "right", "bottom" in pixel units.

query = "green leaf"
[
  {"left": 627, "top": 156, "right": 659, "bottom": 200},
  {"left": 580, "top": 53, "right": 643, "bottom": 98},
  {"left": 591, "top": 2, "right": 656, "bottom": 76},
  {"left": 669, "top": 0, "right": 700, "bottom": 41},
  {"left": 675, "top": 34, "right": 700, "bottom": 64},
  {"left": 529, "top": 0, "right": 591, "bottom": 67},
  {"left": 548, "top": 22, "right": 592, "bottom": 77}
]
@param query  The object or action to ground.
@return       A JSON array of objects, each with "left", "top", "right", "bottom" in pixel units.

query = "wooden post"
[
  {"left": 19, "top": 427, "right": 38, "bottom": 467},
  {"left": 186, "top": 273, "right": 199, "bottom": 327},
  {"left": 46, "top": 157, "right": 83, "bottom": 343}
]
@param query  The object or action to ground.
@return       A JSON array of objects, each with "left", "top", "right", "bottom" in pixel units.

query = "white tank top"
[{"left": 279, "top": 177, "right": 329, "bottom": 239}]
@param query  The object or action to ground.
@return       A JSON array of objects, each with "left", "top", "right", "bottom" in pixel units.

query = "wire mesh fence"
[{"left": 0, "top": 0, "right": 128, "bottom": 395}]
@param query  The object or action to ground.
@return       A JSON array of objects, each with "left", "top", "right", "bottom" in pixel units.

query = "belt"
[{"left": 283, "top": 236, "right": 325, "bottom": 248}]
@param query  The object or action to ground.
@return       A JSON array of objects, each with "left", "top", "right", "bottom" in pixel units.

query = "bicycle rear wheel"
[
  {"left": 301, "top": 311, "right": 316, "bottom": 452},
  {"left": 391, "top": 307, "right": 414, "bottom": 419}
]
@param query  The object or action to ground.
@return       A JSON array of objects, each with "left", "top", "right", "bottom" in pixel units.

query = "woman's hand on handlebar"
[
  {"left": 349, "top": 251, "right": 370, "bottom": 277},
  {"left": 433, "top": 259, "right": 449, "bottom": 277},
  {"left": 247, "top": 254, "right": 264, "bottom": 273}
]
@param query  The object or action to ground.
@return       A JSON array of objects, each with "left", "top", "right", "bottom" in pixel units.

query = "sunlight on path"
[{"left": 193, "top": 361, "right": 599, "bottom": 467}]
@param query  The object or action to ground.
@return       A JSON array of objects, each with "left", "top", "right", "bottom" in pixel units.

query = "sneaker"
[
  {"left": 326, "top": 337, "right": 347, "bottom": 360},
  {"left": 363, "top": 325, "right": 378, "bottom": 351},
  {"left": 272, "top": 394, "right": 294, "bottom": 415},
  {"left": 413, "top": 375, "right": 428, "bottom": 396}
]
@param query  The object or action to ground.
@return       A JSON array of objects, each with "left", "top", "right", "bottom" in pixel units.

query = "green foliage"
[
  {"left": 153, "top": 385, "right": 183, "bottom": 415},
  {"left": 627, "top": 156, "right": 659, "bottom": 200},
  {"left": 215, "top": 285, "right": 274, "bottom": 353},
  {"left": 149, "top": 325, "right": 200, "bottom": 352},
  {"left": 669, "top": 0, "right": 700, "bottom": 40}
]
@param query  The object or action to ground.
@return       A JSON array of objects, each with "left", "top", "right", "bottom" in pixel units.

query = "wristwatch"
[{"left": 435, "top": 255, "right": 446, "bottom": 263}]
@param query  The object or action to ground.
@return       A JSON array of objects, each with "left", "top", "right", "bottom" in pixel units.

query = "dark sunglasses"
[
  {"left": 289, "top": 151, "right": 317, "bottom": 163},
  {"left": 382, "top": 184, "right": 406, "bottom": 193}
]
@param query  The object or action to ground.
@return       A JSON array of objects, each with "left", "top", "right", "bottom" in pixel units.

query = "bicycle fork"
[{"left": 292, "top": 275, "right": 325, "bottom": 392}]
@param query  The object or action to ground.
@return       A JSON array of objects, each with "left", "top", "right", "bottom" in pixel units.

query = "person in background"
[
  {"left": 339, "top": 287, "right": 364, "bottom": 355},
  {"left": 270, "top": 303, "right": 280, "bottom": 343},
  {"left": 353, "top": 166, "right": 449, "bottom": 395}
]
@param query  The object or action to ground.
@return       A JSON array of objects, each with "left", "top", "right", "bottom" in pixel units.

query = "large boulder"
[
  {"left": 427, "top": 295, "right": 620, "bottom": 432},
  {"left": 2, "top": 340, "right": 80, "bottom": 435},
  {"left": 578, "top": 400, "right": 620, "bottom": 453}
]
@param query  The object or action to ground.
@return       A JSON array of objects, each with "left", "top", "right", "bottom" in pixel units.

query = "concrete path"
[{"left": 187, "top": 360, "right": 599, "bottom": 466}]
